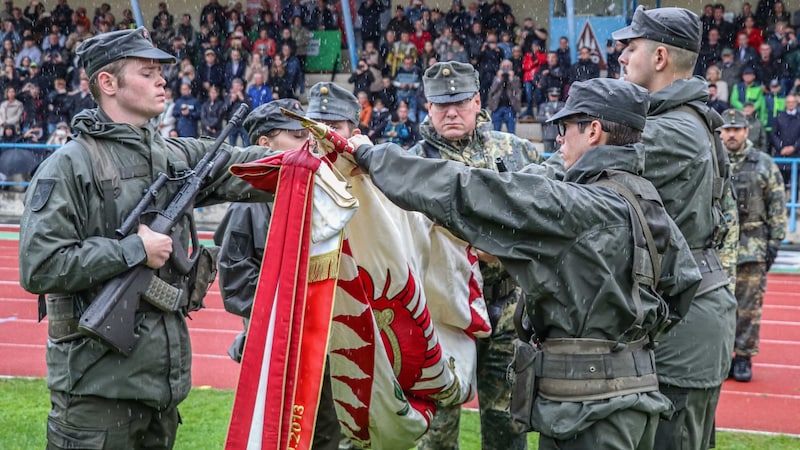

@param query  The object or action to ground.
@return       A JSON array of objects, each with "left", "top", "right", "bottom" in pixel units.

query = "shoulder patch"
[{"left": 30, "top": 179, "right": 56, "bottom": 212}]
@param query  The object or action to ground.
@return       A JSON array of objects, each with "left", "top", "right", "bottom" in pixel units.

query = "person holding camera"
[
  {"left": 46, "top": 121, "right": 70, "bottom": 146},
  {"left": 486, "top": 59, "right": 522, "bottom": 134},
  {"left": 348, "top": 58, "right": 375, "bottom": 97}
]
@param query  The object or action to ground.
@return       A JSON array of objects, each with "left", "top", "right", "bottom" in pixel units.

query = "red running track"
[{"left": 1, "top": 226, "right": 798, "bottom": 436}]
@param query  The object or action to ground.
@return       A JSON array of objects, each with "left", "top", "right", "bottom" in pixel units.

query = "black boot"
[{"left": 732, "top": 355, "right": 752, "bottom": 382}]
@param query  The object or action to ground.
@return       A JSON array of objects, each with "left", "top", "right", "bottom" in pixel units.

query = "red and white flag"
[{"left": 225, "top": 148, "right": 490, "bottom": 449}]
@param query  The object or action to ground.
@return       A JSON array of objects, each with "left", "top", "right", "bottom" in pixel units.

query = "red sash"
[{"left": 225, "top": 148, "right": 338, "bottom": 450}]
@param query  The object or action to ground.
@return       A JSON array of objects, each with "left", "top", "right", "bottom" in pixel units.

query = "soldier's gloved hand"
[
  {"left": 766, "top": 245, "right": 779, "bottom": 271},
  {"left": 347, "top": 134, "right": 373, "bottom": 154}
]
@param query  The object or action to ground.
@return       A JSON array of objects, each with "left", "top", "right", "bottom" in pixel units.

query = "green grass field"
[{"left": 3, "top": 378, "right": 797, "bottom": 449}]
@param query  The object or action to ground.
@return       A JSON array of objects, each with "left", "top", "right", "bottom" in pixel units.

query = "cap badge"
[
  {"left": 320, "top": 86, "right": 329, "bottom": 95},
  {"left": 442, "top": 68, "right": 451, "bottom": 76}
]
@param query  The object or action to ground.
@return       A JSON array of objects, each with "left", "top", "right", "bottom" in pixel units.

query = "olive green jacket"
[
  {"left": 19, "top": 108, "right": 273, "bottom": 410},
  {"left": 644, "top": 78, "right": 738, "bottom": 388},
  {"left": 354, "top": 142, "right": 702, "bottom": 438}
]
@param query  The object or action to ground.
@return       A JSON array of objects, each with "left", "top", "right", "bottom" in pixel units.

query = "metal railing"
[
  {"left": 774, "top": 157, "right": 799, "bottom": 233},
  {"left": 0, "top": 142, "right": 60, "bottom": 188},
  {"left": 3, "top": 144, "right": 800, "bottom": 232}
]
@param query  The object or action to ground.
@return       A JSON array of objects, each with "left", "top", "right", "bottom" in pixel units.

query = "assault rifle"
[{"left": 78, "top": 104, "right": 250, "bottom": 356}]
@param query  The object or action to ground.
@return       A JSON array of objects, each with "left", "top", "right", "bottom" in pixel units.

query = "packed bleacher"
[{"left": 2, "top": 0, "right": 800, "bottom": 188}]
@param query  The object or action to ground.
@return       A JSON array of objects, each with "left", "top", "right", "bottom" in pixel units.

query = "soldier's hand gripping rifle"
[{"left": 78, "top": 104, "right": 250, "bottom": 356}]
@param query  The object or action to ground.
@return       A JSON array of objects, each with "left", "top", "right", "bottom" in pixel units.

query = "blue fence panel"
[
  {"left": 0, "top": 142, "right": 61, "bottom": 188},
  {"left": 773, "top": 157, "right": 798, "bottom": 233}
]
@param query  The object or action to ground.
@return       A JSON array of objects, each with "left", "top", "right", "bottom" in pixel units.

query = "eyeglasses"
[
  {"left": 284, "top": 129, "right": 309, "bottom": 139},
  {"left": 430, "top": 96, "right": 475, "bottom": 113},
  {"left": 557, "top": 119, "right": 596, "bottom": 137},
  {"left": 266, "top": 128, "right": 310, "bottom": 139}
]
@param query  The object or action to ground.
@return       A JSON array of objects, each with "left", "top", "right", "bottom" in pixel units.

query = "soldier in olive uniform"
[
  {"left": 719, "top": 108, "right": 786, "bottom": 382},
  {"left": 338, "top": 77, "right": 702, "bottom": 450},
  {"left": 18, "top": 28, "right": 277, "bottom": 449},
  {"left": 216, "top": 85, "right": 363, "bottom": 450},
  {"left": 411, "top": 61, "right": 541, "bottom": 450},
  {"left": 613, "top": 7, "right": 739, "bottom": 450}
]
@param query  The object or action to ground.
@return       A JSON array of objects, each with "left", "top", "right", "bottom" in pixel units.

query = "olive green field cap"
[
  {"left": 423, "top": 61, "right": 480, "bottom": 104},
  {"left": 306, "top": 82, "right": 360, "bottom": 125},
  {"left": 718, "top": 109, "right": 749, "bottom": 129},
  {"left": 243, "top": 98, "right": 306, "bottom": 142},
  {"left": 547, "top": 78, "right": 650, "bottom": 131},
  {"left": 76, "top": 26, "right": 177, "bottom": 78},
  {"left": 612, "top": 6, "right": 702, "bottom": 53}
]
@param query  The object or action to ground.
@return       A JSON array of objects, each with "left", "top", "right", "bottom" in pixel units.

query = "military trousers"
[
  {"left": 734, "top": 262, "right": 768, "bottom": 357},
  {"left": 46, "top": 390, "right": 180, "bottom": 450},
  {"left": 653, "top": 384, "right": 721, "bottom": 450},
  {"left": 417, "top": 289, "right": 527, "bottom": 450},
  {"left": 537, "top": 407, "right": 659, "bottom": 450}
]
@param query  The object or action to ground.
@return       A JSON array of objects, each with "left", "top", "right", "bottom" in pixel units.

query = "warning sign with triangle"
[{"left": 578, "top": 20, "right": 607, "bottom": 70}]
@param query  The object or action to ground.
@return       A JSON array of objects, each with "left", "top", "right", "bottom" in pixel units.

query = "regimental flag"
[
  {"left": 225, "top": 147, "right": 490, "bottom": 450},
  {"left": 224, "top": 147, "right": 356, "bottom": 450}
]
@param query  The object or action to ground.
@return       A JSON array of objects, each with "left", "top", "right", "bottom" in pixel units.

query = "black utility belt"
[
  {"left": 45, "top": 275, "right": 185, "bottom": 343},
  {"left": 536, "top": 337, "right": 658, "bottom": 401}
]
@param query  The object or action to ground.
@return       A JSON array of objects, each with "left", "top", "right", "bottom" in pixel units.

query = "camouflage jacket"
[
  {"left": 410, "top": 109, "right": 541, "bottom": 287},
  {"left": 729, "top": 140, "right": 786, "bottom": 263}
]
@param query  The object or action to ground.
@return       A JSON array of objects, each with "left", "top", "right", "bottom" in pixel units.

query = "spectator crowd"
[{"left": 2, "top": 0, "right": 800, "bottom": 183}]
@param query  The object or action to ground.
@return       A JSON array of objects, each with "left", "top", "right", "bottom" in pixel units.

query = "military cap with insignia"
[
  {"left": 306, "top": 82, "right": 361, "bottom": 126},
  {"left": 423, "top": 61, "right": 480, "bottom": 104},
  {"left": 612, "top": 6, "right": 702, "bottom": 53},
  {"left": 547, "top": 78, "right": 650, "bottom": 131},
  {"left": 243, "top": 98, "right": 306, "bottom": 142},
  {"left": 76, "top": 26, "right": 177, "bottom": 79},
  {"left": 719, "top": 109, "right": 749, "bottom": 129}
]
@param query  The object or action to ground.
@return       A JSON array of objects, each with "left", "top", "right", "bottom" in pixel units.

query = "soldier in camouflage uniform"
[
  {"left": 719, "top": 108, "right": 786, "bottom": 382},
  {"left": 411, "top": 61, "right": 541, "bottom": 450}
]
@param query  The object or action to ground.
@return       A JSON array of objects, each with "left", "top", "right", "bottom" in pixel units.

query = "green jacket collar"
[
  {"left": 648, "top": 76, "right": 709, "bottom": 116},
  {"left": 565, "top": 144, "right": 646, "bottom": 184},
  {"left": 72, "top": 108, "right": 157, "bottom": 149},
  {"left": 419, "top": 109, "right": 494, "bottom": 162}
]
